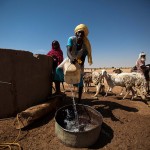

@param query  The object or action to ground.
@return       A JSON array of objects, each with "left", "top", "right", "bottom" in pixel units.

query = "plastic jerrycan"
[{"left": 64, "top": 60, "right": 81, "bottom": 84}]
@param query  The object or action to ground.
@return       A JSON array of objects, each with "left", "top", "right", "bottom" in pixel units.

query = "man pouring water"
[
  {"left": 66, "top": 24, "right": 93, "bottom": 103},
  {"left": 56, "top": 24, "right": 93, "bottom": 103}
]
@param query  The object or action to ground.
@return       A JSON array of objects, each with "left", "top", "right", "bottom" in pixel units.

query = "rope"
[
  {"left": 0, "top": 81, "right": 12, "bottom": 85},
  {"left": 0, "top": 115, "right": 22, "bottom": 150},
  {"left": 0, "top": 91, "right": 67, "bottom": 150}
]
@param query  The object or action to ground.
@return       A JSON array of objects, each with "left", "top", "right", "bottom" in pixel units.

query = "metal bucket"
[{"left": 55, "top": 104, "right": 103, "bottom": 148}]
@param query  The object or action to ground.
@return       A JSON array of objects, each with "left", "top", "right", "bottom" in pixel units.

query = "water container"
[
  {"left": 64, "top": 60, "right": 81, "bottom": 84},
  {"left": 55, "top": 104, "right": 103, "bottom": 148}
]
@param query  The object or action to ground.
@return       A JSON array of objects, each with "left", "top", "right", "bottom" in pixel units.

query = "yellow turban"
[{"left": 74, "top": 24, "right": 93, "bottom": 65}]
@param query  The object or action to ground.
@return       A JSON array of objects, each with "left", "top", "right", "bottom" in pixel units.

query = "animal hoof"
[{"left": 92, "top": 95, "right": 98, "bottom": 99}]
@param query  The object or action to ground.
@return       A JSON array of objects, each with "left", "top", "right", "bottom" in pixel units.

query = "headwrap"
[
  {"left": 139, "top": 52, "right": 146, "bottom": 59},
  {"left": 47, "top": 41, "right": 63, "bottom": 66},
  {"left": 74, "top": 24, "right": 93, "bottom": 65}
]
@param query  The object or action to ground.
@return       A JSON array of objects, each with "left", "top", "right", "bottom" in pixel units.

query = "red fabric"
[{"left": 47, "top": 45, "right": 63, "bottom": 66}]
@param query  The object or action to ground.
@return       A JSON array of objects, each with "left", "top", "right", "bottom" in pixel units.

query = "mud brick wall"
[{"left": 0, "top": 48, "right": 53, "bottom": 118}]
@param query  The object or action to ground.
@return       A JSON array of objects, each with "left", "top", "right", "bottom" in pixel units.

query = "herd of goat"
[{"left": 82, "top": 67, "right": 150, "bottom": 100}]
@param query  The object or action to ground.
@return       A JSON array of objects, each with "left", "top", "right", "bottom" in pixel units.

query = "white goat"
[
  {"left": 112, "top": 68, "right": 125, "bottom": 95},
  {"left": 101, "top": 70, "right": 147, "bottom": 100},
  {"left": 92, "top": 71, "right": 105, "bottom": 97},
  {"left": 83, "top": 72, "right": 92, "bottom": 93},
  {"left": 113, "top": 68, "right": 123, "bottom": 74}
]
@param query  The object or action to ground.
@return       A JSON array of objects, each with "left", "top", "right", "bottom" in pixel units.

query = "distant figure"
[
  {"left": 136, "top": 52, "right": 146, "bottom": 75},
  {"left": 135, "top": 52, "right": 150, "bottom": 94},
  {"left": 47, "top": 40, "right": 63, "bottom": 94}
]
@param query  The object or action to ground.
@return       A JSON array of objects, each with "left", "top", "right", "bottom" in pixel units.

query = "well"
[
  {"left": 55, "top": 104, "right": 103, "bottom": 148},
  {"left": 0, "top": 48, "right": 53, "bottom": 118}
]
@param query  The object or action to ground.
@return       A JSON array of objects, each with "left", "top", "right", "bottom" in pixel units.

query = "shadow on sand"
[
  {"left": 79, "top": 98, "right": 139, "bottom": 149},
  {"left": 89, "top": 122, "right": 114, "bottom": 149},
  {"left": 81, "top": 99, "right": 138, "bottom": 121},
  {"left": 21, "top": 96, "right": 140, "bottom": 149}
]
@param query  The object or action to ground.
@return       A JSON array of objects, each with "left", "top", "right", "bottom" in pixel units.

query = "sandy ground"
[{"left": 0, "top": 68, "right": 150, "bottom": 150}]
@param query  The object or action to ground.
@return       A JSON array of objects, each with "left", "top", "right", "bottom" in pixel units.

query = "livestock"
[
  {"left": 83, "top": 72, "right": 92, "bottom": 92},
  {"left": 131, "top": 65, "right": 137, "bottom": 72},
  {"left": 101, "top": 70, "right": 147, "bottom": 100},
  {"left": 112, "top": 68, "right": 125, "bottom": 95},
  {"left": 91, "top": 71, "right": 105, "bottom": 97},
  {"left": 113, "top": 68, "right": 123, "bottom": 74}
]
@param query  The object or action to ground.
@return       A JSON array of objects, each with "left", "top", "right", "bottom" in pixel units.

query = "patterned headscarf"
[
  {"left": 138, "top": 52, "right": 146, "bottom": 59},
  {"left": 74, "top": 24, "right": 93, "bottom": 65}
]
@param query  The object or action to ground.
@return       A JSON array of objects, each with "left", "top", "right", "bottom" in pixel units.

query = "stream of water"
[
  {"left": 70, "top": 84, "right": 80, "bottom": 131},
  {"left": 62, "top": 84, "right": 96, "bottom": 132}
]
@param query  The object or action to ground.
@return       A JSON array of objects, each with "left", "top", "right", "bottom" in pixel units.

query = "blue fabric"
[
  {"left": 67, "top": 36, "right": 88, "bottom": 68},
  {"left": 54, "top": 67, "right": 64, "bottom": 82},
  {"left": 67, "top": 36, "right": 74, "bottom": 46},
  {"left": 59, "top": 36, "right": 86, "bottom": 87}
]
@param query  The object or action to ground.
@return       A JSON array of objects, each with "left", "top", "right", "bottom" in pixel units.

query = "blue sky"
[{"left": 0, "top": 0, "right": 150, "bottom": 68}]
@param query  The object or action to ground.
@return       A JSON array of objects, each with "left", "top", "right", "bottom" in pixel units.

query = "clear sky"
[{"left": 0, "top": 0, "right": 150, "bottom": 68}]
